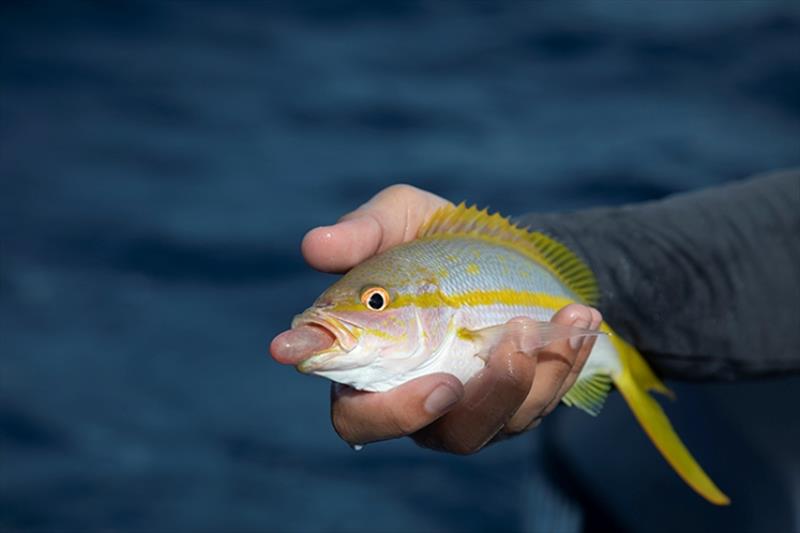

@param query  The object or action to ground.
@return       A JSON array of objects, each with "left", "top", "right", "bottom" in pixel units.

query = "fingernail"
[
  {"left": 570, "top": 318, "right": 590, "bottom": 350},
  {"left": 424, "top": 385, "right": 460, "bottom": 415}
]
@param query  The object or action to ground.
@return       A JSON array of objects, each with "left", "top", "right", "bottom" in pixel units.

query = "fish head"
[{"left": 291, "top": 250, "right": 454, "bottom": 390}]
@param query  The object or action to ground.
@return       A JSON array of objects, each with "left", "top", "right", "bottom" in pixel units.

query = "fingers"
[
  {"left": 301, "top": 184, "right": 450, "bottom": 273},
  {"left": 543, "top": 306, "right": 602, "bottom": 415},
  {"left": 300, "top": 216, "right": 383, "bottom": 275},
  {"left": 505, "top": 304, "right": 601, "bottom": 432},
  {"left": 412, "top": 343, "right": 536, "bottom": 454},
  {"left": 330, "top": 373, "right": 464, "bottom": 445}
]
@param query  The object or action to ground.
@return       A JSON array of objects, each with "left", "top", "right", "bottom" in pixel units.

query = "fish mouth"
[{"left": 291, "top": 309, "right": 360, "bottom": 373}]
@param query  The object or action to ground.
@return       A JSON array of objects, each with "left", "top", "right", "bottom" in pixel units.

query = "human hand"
[{"left": 271, "top": 185, "right": 602, "bottom": 453}]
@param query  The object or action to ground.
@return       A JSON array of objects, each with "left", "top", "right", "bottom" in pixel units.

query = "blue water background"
[{"left": 2, "top": 3, "right": 799, "bottom": 532}]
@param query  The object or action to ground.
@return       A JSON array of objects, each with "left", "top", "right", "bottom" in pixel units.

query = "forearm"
[{"left": 518, "top": 170, "right": 800, "bottom": 381}]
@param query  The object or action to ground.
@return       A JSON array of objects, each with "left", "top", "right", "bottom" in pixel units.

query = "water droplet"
[{"left": 351, "top": 443, "right": 365, "bottom": 452}]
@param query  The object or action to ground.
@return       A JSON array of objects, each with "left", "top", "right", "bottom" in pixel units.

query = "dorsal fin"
[{"left": 418, "top": 203, "right": 599, "bottom": 305}]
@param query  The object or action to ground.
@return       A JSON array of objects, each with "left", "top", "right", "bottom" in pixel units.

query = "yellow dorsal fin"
[{"left": 418, "top": 203, "right": 600, "bottom": 305}]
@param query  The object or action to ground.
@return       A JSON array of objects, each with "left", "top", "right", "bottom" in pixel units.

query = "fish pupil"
[{"left": 368, "top": 292, "right": 384, "bottom": 310}]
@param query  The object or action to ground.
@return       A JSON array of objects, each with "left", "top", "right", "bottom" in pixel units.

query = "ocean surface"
[{"left": 2, "top": 3, "right": 799, "bottom": 532}]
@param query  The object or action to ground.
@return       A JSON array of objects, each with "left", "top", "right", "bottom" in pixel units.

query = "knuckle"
[
  {"left": 441, "top": 429, "right": 489, "bottom": 455},
  {"left": 572, "top": 353, "right": 590, "bottom": 375},
  {"left": 447, "top": 439, "right": 482, "bottom": 456},
  {"left": 330, "top": 404, "right": 355, "bottom": 443},
  {"left": 384, "top": 183, "right": 418, "bottom": 196},
  {"left": 382, "top": 183, "right": 421, "bottom": 204},
  {"left": 541, "top": 400, "right": 561, "bottom": 417},
  {"left": 590, "top": 307, "right": 603, "bottom": 326},
  {"left": 411, "top": 428, "right": 450, "bottom": 453},
  {"left": 501, "top": 352, "right": 536, "bottom": 393},
  {"left": 526, "top": 417, "right": 544, "bottom": 430},
  {"left": 554, "top": 361, "right": 574, "bottom": 382},
  {"left": 390, "top": 411, "right": 420, "bottom": 436},
  {"left": 504, "top": 419, "right": 527, "bottom": 434},
  {"left": 418, "top": 423, "right": 482, "bottom": 455},
  {"left": 513, "top": 379, "right": 555, "bottom": 421}
]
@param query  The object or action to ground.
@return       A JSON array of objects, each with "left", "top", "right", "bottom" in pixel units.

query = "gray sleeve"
[{"left": 517, "top": 169, "right": 800, "bottom": 381}]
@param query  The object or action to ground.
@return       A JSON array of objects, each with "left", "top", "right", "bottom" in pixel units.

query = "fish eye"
[{"left": 360, "top": 287, "right": 390, "bottom": 311}]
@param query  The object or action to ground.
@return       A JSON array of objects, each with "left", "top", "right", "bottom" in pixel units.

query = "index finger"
[{"left": 301, "top": 184, "right": 449, "bottom": 273}]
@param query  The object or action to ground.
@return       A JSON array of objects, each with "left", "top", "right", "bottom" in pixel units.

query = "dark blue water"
[{"left": 2, "top": 3, "right": 799, "bottom": 532}]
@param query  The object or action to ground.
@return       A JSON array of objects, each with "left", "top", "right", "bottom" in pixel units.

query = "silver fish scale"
[{"left": 409, "top": 237, "right": 576, "bottom": 300}]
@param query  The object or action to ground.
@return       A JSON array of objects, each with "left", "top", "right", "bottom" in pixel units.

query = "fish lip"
[
  {"left": 291, "top": 308, "right": 359, "bottom": 358},
  {"left": 292, "top": 309, "right": 362, "bottom": 373},
  {"left": 296, "top": 348, "right": 339, "bottom": 374}
]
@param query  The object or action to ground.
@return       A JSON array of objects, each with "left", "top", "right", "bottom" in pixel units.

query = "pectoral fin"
[{"left": 459, "top": 319, "right": 606, "bottom": 361}]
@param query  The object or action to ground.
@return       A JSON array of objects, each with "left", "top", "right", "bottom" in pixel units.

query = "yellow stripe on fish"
[{"left": 331, "top": 289, "right": 573, "bottom": 313}]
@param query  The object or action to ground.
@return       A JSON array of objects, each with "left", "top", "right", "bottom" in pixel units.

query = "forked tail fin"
[{"left": 611, "top": 336, "right": 730, "bottom": 505}]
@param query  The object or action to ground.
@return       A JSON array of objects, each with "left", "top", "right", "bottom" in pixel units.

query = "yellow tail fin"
[{"left": 611, "top": 336, "right": 730, "bottom": 505}]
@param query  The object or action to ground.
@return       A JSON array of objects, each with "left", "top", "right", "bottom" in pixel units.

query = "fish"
[{"left": 291, "top": 203, "right": 730, "bottom": 505}]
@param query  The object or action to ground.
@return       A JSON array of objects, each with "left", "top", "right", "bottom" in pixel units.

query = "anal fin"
[{"left": 562, "top": 373, "right": 613, "bottom": 416}]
